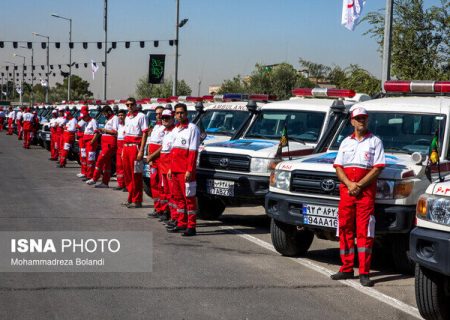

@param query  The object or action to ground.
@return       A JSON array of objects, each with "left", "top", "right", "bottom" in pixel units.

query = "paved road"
[{"left": 0, "top": 134, "right": 420, "bottom": 320}]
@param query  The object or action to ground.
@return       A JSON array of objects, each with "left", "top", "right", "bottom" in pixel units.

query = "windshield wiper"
[
  {"left": 245, "top": 133, "right": 273, "bottom": 139},
  {"left": 288, "top": 137, "right": 306, "bottom": 145},
  {"left": 385, "top": 147, "right": 411, "bottom": 154}
]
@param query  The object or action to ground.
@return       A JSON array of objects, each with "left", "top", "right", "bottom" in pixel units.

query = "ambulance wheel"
[
  {"left": 143, "top": 177, "right": 152, "bottom": 197},
  {"left": 197, "top": 196, "right": 225, "bottom": 220},
  {"left": 415, "top": 264, "right": 449, "bottom": 320},
  {"left": 391, "top": 234, "right": 415, "bottom": 274},
  {"left": 271, "top": 218, "right": 313, "bottom": 257},
  {"left": 44, "top": 141, "right": 51, "bottom": 151}
]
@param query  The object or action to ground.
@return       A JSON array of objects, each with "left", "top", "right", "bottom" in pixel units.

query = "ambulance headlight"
[
  {"left": 251, "top": 158, "right": 277, "bottom": 173},
  {"left": 270, "top": 170, "right": 291, "bottom": 190},
  {"left": 417, "top": 195, "right": 450, "bottom": 226},
  {"left": 376, "top": 180, "right": 414, "bottom": 199}
]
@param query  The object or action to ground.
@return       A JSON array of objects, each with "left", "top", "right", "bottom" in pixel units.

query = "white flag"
[
  {"left": 40, "top": 78, "right": 48, "bottom": 87},
  {"left": 342, "top": 0, "right": 365, "bottom": 31},
  {"left": 16, "top": 85, "right": 22, "bottom": 95},
  {"left": 91, "top": 60, "right": 99, "bottom": 80}
]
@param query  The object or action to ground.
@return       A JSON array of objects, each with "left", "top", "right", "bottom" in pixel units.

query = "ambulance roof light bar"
[
  {"left": 384, "top": 80, "right": 450, "bottom": 94},
  {"left": 248, "top": 94, "right": 277, "bottom": 101},
  {"left": 292, "top": 88, "right": 356, "bottom": 98}
]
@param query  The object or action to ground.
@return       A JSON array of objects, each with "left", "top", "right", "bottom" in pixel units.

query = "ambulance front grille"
[
  {"left": 199, "top": 152, "right": 251, "bottom": 172},
  {"left": 290, "top": 170, "right": 340, "bottom": 196}
]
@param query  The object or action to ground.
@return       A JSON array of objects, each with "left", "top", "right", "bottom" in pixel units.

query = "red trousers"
[
  {"left": 337, "top": 187, "right": 376, "bottom": 275},
  {"left": 60, "top": 132, "right": 75, "bottom": 166},
  {"left": 0, "top": 118, "right": 4, "bottom": 131},
  {"left": 58, "top": 131, "right": 65, "bottom": 161},
  {"left": 78, "top": 135, "right": 87, "bottom": 175},
  {"left": 116, "top": 140, "right": 125, "bottom": 188},
  {"left": 92, "top": 138, "right": 116, "bottom": 185},
  {"left": 23, "top": 130, "right": 31, "bottom": 148},
  {"left": 160, "top": 173, "right": 177, "bottom": 220},
  {"left": 122, "top": 144, "right": 143, "bottom": 204},
  {"left": 84, "top": 135, "right": 98, "bottom": 179},
  {"left": 50, "top": 130, "right": 59, "bottom": 160},
  {"left": 7, "top": 119, "right": 13, "bottom": 135},
  {"left": 150, "top": 165, "right": 163, "bottom": 212},
  {"left": 171, "top": 172, "right": 197, "bottom": 229},
  {"left": 16, "top": 121, "right": 23, "bottom": 139}
]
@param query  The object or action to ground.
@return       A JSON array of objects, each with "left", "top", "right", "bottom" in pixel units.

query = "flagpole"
[
  {"left": 103, "top": 0, "right": 108, "bottom": 100},
  {"left": 381, "top": 0, "right": 393, "bottom": 92}
]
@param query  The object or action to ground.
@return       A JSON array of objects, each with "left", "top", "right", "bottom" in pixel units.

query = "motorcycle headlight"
[
  {"left": 250, "top": 158, "right": 278, "bottom": 173},
  {"left": 376, "top": 180, "right": 414, "bottom": 200},
  {"left": 270, "top": 170, "right": 291, "bottom": 190},
  {"left": 416, "top": 194, "right": 450, "bottom": 226}
]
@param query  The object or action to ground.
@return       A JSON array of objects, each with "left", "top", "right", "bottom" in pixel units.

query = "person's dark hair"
[
  {"left": 174, "top": 103, "right": 187, "bottom": 113},
  {"left": 126, "top": 97, "right": 136, "bottom": 105},
  {"left": 118, "top": 109, "right": 126, "bottom": 115},
  {"left": 155, "top": 105, "right": 164, "bottom": 112},
  {"left": 102, "top": 105, "right": 113, "bottom": 114}
]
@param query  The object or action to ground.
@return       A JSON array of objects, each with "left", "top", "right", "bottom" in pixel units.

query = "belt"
[{"left": 124, "top": 143, "right": 140, "bottom": 146}]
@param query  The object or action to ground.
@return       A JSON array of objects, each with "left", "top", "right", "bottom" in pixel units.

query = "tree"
[
  {"left": 340, "top": 65, "right": 381, "bottom": 96},
  {"left": 362, "top": 0, "right": 449, "bottom": 80},
  {"left": 218, "top": 63, "right": 314, "bottom": 100},
  {"left": 217, "top": 75, "right": 249, "bottom": 94},
  {"left": 135, "top": 77, "right": 192, "bottom": 98},
  {"left": 299, "top": 59, "right": 331, "bottom": 83},
  {"left": 50, "top": 75, "right": 93, "bottom": 102}
]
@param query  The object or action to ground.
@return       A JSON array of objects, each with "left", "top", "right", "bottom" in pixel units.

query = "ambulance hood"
[{"left": 276, "top": 151, "right": 424, "bottom": 180}]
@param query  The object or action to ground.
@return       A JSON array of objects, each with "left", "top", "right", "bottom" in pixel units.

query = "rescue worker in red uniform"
[
  {"left": 21, "top": 108, "right": 33, "bottom": 149},
  {"left": 56, "top": 108, "right": 67, "bottom": 163},
  {"left": 48, "top": 110, "right": 59, "bottom": 160},
  {"left": 331, "top": 107, "right": 385, "bottom": 287},
  {"left": 58, "top": 111, "right": 77, "bottom": 168},
  {"left": 6, "top": 107, "right": 15, "bottom": 135},
  {"left": 0, "top": 107, "right": 5, "bottom": 131},
  {"left": 82, "top": 110, "right": 99, "bottom": 180},
  {"left": 146, "top": 106, "right": 165, "bottom": 217},
  {"left": 16, "top": 107, "right": 23, "bottom": 140},
  {"left": 155, "top": 110, "right": 177, "bottom": 224},
  {"left": 113, "top": 109, "right": 127, "bottom": 191},
  {"left": 87, "top": 105, "right": 119, "bottom": 188},
  {"left": 122, "top": 97, "right": 149, "bottom": 208},
  {"left": 76, "top": 106, "right": 89, "bottom": 178},
  {"left": 167, "top": 103, "right": 201, "bottom": 237}
]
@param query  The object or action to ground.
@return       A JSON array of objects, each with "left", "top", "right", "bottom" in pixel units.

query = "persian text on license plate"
[
  {"left": 303, "top": 204, "right": 338, "bottom": 228},
  {"left": 206, "top": 179, "right": 234, "bottom": 197}
]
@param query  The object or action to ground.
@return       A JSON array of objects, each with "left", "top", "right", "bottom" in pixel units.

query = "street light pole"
[
  {"left": 20, "top": 45, "right": 34, "bottom": 105},
  {"left": 5, "top": 61, "right": 15, "bottom": 100},
  {"left": 32, "top": 32, "right": 50, "bottom": 103},
  {"left": 13, "top": 54, "right": 26, "bottom": 106},
  {"left": 381, "top": 0, "right": 394, "bottom": 92},
  {"left": 51, "top": 14, "right": 72, "bottom": 101},
  {"left": 172, "top": 0, "right": 180, "bottom": 96}
]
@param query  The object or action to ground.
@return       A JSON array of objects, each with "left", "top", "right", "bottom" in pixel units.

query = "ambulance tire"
[
  {"left": 143, "top": 177, "right": 152, "bottom": 197},
  {"left": 197, "top": 196, "right": 225, "bottom": 220},
  {"left": 415, "top": 264, "right": 449, "bottom": 320},
  {"left": 44, "top": 140, "right": 51, "bottom": 151},
  {"left": 271, "top": 218, "right": 313, "bottom": 257},
  {"left": 391, "top": 234, "right": 415, "bottom": 275}
]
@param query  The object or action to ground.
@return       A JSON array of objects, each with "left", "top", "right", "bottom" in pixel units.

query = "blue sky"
[{"left": 0, "top": 0, "right": 443, "bottom": 100}]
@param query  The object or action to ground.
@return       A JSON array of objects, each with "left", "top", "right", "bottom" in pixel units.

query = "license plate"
[
  {"left": 302, "top": 204, "right": 338, "bottom": 228},
  {"left": 45, "top": 133, "right": 50, "bottom": 140},
  {"left": 143, "top": 164, "right": 150, "bottom": 178},
  {"left": 206, "top": 179, "right": 234, "bottom": 197}
]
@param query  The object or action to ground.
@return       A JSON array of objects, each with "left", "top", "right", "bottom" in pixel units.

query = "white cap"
[
  {"left": 351, "top": 106, "right": 368, "bottom": 118},
  {"left": 162, "top": 109, "right": 173, "bottom": 117},
  {"left": 52, "top": 110, "right": 58, "bottom": 114}
]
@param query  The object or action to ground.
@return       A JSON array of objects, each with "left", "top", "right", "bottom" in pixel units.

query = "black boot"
[
  {"left": 182, "top": 228, "right": 196, "bottom": 237},
  {"left": 359, "top": 275, "right": 374, "bottom": 287},
  {"left": 330, "top": 271, "right": 354, "bottom": 280}
]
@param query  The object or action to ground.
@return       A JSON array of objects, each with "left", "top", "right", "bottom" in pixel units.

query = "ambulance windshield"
[
  {"left": 330, "top": 112, "right": 446, "bottom": 154},
  {"left": 198, "top": 109, "right": 250, "bottom": 136}
]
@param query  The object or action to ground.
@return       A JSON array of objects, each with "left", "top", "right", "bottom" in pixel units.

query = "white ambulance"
[
  {"left": 411, "top": 178, "right": 450, "bottom": 319},
  {"left": 266, "top": 80, "right": 450, "bottom": 273},
  {"left": 196, "top": 88, "right": 369, "bottom": 219}
]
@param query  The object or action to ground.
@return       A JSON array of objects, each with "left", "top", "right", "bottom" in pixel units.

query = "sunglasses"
[
  {"left": 126, "top": 103, "right": 135, "bottom": 106},
  {"left": 175, "top": 111, "right": 185, "bottom": 115},
  {"left": 161, "top": 117, "right": 172, "bottom": 120}
]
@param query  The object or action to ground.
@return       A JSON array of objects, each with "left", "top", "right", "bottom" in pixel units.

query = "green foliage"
[
  {"left": 135, "top": 76, "right": 192, "bottom": 98},
  {"left": 299, "top": 59, "right": 331, "bottom": 83},
  {"left": 338, "top": 65, "right": 381, "bottom": 96},
  {"left": 362, "top": 0, "right": 449, "bottom": 80},
  {"left": 218, "top": 63, "right": 314, "bottom": 100},
  {"left": 49, "top": 75, "right": 93, "bottom": 102}
]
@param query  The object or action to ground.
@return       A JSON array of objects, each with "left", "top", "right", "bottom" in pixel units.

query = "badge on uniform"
[{"left": 181, "top": 139, "right": 186, "bottom": 145}]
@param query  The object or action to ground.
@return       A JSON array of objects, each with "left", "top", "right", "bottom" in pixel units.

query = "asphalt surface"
[{"left": 0, "top": 134, "right": 419, "bottom": 320}]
